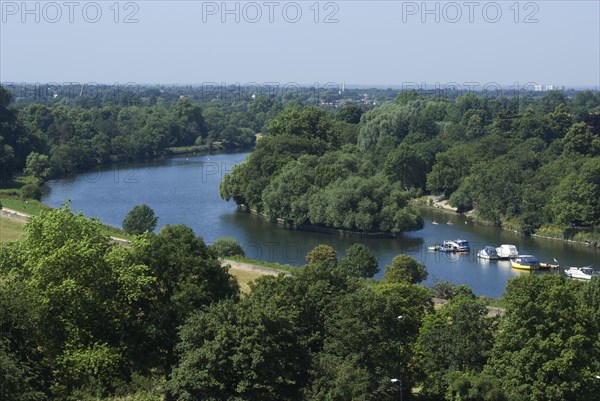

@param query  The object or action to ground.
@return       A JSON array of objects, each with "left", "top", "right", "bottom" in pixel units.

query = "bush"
[
  {"left": 210, "top": 237, "right": 245, "bottom": 257},
  {"left": 20, "top": 183, "right": 42, "bottom": 200}
]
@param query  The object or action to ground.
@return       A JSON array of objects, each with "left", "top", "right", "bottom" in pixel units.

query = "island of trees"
[{"left": 220, "top": 90, "right": 600, "bottom": 239}]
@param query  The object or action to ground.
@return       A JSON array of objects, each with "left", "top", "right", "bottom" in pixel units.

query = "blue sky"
[{"left": 1, "top": 1, "right": 599, "bottom": 88}]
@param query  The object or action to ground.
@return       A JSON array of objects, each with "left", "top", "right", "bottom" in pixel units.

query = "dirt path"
[
  {"left": 221, "top": 259, "right": 291, "bottom": 277},
  {"left": 425, "top": 195, "right": 458, "bottom": 212},
  {"left": 0, "top": 207, "right": 30, "bottom": 222}
]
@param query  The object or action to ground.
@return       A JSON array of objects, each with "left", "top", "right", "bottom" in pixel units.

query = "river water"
[{"left": 42, "top": 151, "right": 600, "bottom": 298}]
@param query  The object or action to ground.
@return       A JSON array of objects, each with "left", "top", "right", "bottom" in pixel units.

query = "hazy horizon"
[{"left": 2, "top": 1, "right": 599, "bottom": 87}]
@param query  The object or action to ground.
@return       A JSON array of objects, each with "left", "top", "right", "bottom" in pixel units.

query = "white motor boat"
[
  {"left": 478, "top": 246, "right": 499, "bottom": 260},
  {"left": 496, "top": 244, "right": 518, "bottom": 259},
  {"left": 564, "top": 266, "right": 597, "bottom": 280}
]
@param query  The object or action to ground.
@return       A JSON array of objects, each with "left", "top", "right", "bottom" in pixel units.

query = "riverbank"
[{"left": 414, "top": 196, "right": 600, "bottom": 249}]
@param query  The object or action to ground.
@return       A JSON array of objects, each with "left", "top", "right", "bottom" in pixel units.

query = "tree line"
[
  {"left": 1, "top": 207, "right": 599, "bottom": 401},
  {"left": 1, "top": 85, "right": 286, "bottom": 187},
  {"left": 221, "top": 90, "right": 600, "bottom": 235}
]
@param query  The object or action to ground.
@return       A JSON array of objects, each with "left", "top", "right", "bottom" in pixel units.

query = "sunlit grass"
[{"left": 0, "top": 216, "right": 25, "bottom": 243}]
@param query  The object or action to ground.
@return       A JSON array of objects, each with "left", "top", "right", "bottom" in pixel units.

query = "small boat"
[
  {"left": 443, "top": 239, "right": 470, "bottom": 253},
  {"left": 446, "top": 221, "right": 454, "bottom": 225},
  {"left": 539, "top": 262, "right": 560, "bottom": 270},
  {"left": 496, "top": 244, "right": 518, "bottom": 259},
  {"left": 432, "top": 221, "right": 439, "bottom": 225},
  {"left": 510, "top": 255, "right": 540, "bottom": 270},
  {"left": 428, "top": 244, "right": 440, "bottom": 251},
  {"left": 437, "top": 245, "right": 455, "bottom": 252},
  {"left": 564, "top": 266, "right": 597, "bottom": 280},
  {"left": 478, "top": 246, "right": 499, "bottom": 260}
]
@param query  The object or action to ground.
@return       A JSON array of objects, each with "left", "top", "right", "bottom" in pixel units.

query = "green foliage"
[
  {"left": 445, "top": 371, "right": 507, "bottom": 401},
  {"left": 20, "top": 182, "right": 42, "bottom": 200},
  {"left": 431, "top": 281, "right": 475, "bottom": 300},
  {"left": 486, "top": 275, "right": 600, "bottom": 401},
  {"left": 0, "top": 205, "right": 154, "bottom": 398},
  {"left": 338, "top": 243, "right": 379, "bottom": 278},
  {"left": 306, "top": 244, "right": 337, "bottom": 265},
  {"left": 415, "top": 296, "right": 495, "bottom": 398},
  {"left": 308, "top": 283, "right": 432, "bottom": 401},
  {"left": 210, "top": 236, "right": 245, "bottom": 257},
  {"left": 122, "top": 204, "right": 158, "bottom": 235},
  {"left": 169, "top": 298, "right": 309, "bottom": 401},
  {"left": 25, "top": 152, "right": 51, "bottom": 183},
  {"left": 383, "top": 254, "right": 427, "bottom": 284},
  {"left": 127, "top": 224, "right": 239, "bottom": 372},
  {"left": 336, "top": 103, "right": 363, "bottom": 124}
]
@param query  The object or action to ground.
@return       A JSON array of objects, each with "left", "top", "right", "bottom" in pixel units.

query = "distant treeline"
[
  {"left": 1, "top": 84, "right": 291, "bottom": 182},
  {"left": 220, "top": 89, "right": 600, "bottom": 235}
]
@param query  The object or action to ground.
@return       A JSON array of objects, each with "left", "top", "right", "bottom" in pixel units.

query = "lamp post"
[{"left": 390, "top": 378, "right": 402, "bottom": 401}]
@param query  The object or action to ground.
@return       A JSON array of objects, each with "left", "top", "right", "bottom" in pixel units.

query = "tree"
[
  {"left": 336, "top": 103, "right": 363, "bottom": 124},
  {"left": 415, "top": 295, "right": 495, "bottom": 398},
  {"left": 308, "top": 283, "right": 432, "bottom": 401},
  {"left": 486, "top": 275, "right": 599, "bottom": 401},
  {"left": 306, "top": 244, "right": 337, "bottom": 266},
  {"left": 122, "top": 204, "right": 158, "bottom": 235},
  {"left": 24, "top": 152, "right": 50, "bottom": 183},
  {"left": 445, "top": 371, "right": 507, "bottom": 401},
  {"left": 20, "top": 183, "right": 42, "bottom": 200},
  {"left": 169, "top": 297, "right": 309, "bottom": 401},
  {"left": 383, "top": 254, "right": 427, "bottom": 284},
  {"left": 210, "top": 237, "right": 245, "bottom": 257},
  {"left": 338, "top": 243, "right": 379, "bottom": 278},
  {"left": 127, "top": 224, "right": 240, "bottom": 372},
  {"left": 563, "top": 122, "right": 594, "bottom": 155},
  {"left": 0, "top": 205, "right": 154, "bottom": 398}
]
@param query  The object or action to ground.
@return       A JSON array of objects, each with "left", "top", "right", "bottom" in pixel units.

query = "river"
[{"left": 42, "top": 151, "right": 600, "bottom": 298}]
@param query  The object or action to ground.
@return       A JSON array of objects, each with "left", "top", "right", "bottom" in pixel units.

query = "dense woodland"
[
  {"left": 1, "top": 207, "right": 599, "bottom": 401},
  {"left": 220, "top": 90, "right": 600, "bottom": 236}
]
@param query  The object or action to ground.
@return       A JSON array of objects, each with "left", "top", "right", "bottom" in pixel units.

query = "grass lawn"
[
  {"left": 0, "top": 216, "right": 25, "bottom": 243},
  {"left": 0, "top": 196, "right": 51, "bottom": 216},
  {"left": 228, "top": 267, "right": 266, "bottom": 293}
]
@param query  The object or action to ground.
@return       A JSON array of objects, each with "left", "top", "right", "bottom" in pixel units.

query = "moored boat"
[
  {"left": 539, "top": 262, "right": 560, "bottom": 270},
  {"left": 478, "top": 246, "right": 499, "bottom": 260},
  {"left": 496, "top": 244, "right": 518, "bottom": 259},
  {"left": 564, "top": 266, "right": 597, "bottom": 280},
  {"left": 510, "top": 255, "right": 540, "bottom": 270},
  {"left": 444, "top": 239, "right": 470, "bottom": 252}
]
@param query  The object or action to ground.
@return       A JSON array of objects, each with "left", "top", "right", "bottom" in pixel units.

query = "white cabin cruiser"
[
  {"left": 564, "top": 266, "right": 597, "bottom": 280},
  {"left": 478, "top": 246, "right": 499, "bottom": 260},
  {"left": 496, "top": 244, "right": 518, "bottom": 259}
]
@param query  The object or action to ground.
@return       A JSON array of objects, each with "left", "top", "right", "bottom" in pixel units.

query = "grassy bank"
[{"left": 224, "top": 254, "right": 300, "bottom": 274}]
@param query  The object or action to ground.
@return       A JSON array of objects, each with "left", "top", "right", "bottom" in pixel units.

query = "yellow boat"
[{"left": 510, "top": 255, "right": 540, "bottom": 270}]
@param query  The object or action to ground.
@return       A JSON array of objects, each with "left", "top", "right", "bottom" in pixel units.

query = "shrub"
[
  {"left": 20, "top": 183, "right": 42, "bottom": 200},
  {"left": 210, "top": 237, "right": 245, "bottom": 257}
]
